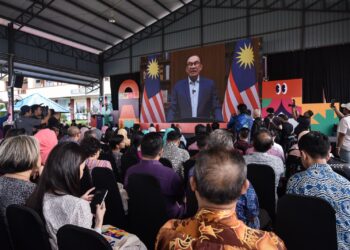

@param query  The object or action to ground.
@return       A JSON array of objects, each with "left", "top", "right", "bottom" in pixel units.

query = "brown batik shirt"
[{"left": 156, "top": 208, "right": 286, "bottom": 250}]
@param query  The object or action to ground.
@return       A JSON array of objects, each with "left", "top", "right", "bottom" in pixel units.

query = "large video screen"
[{"left": 140, "top": 38, "right": 261, "bottom": 123}]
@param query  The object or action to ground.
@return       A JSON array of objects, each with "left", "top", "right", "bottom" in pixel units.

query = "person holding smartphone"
[
  {"left": 27, "top": 142, "right": 106, "bottom": 250},
  {"left": 330, "top": 99, "right": 345, "bottom": 119}
]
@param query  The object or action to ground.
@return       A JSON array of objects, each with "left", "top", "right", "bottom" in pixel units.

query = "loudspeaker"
[{"left": 14, "top": 75, "right": 24, "bottom": 88}]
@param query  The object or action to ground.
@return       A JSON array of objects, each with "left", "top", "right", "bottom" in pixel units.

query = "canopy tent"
[{"left": 14, "top": 93, "right": 69, "bottom": 113}]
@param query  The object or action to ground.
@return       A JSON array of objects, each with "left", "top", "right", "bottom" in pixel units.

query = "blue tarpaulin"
[{"left": 14, "top": 93, "right": 69, "bottom": 113}]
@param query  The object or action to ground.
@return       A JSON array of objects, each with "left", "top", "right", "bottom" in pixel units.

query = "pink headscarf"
[{"left": 34, "top": 128, "right": 58, "bottom": 165}]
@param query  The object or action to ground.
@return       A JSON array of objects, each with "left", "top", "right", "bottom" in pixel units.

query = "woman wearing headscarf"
[{"left": 34, "top": 128, "right": 58, "bottom": 166}]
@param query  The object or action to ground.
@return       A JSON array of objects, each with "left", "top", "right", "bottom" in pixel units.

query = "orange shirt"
[{"left": 156, "top": 208, "right": 286, "bottom": 250}]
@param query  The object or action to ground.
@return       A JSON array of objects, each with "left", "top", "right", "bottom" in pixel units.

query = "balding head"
[
  {"left": 253, "top": 128, "right": 273, "bottom": 152},
  {"left": 193, "top": 148, "right": 247, "bottom": 205},
  {"left": 207, "top": 129, "right": 234, "bottom": 150},
  {"left": 68, "top": 126, "right": 80, "bottom": 141}
]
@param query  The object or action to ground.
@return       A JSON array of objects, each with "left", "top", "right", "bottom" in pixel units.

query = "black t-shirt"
[{"left": 294, "top": 115, "right": 311, "bottom": 136}]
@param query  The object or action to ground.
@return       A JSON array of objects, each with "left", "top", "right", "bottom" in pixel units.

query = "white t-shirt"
[{"left": 337, "top": 116, "right": 350, "bottom": 151}]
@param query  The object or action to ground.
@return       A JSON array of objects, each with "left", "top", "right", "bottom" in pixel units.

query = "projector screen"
[{"left": 140, "top": 38, "right": 262, "bottom": 123}]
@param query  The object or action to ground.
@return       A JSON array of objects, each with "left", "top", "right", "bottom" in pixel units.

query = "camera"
[{"left": 288, "top": 99, "right": 296, "bottom": 108}]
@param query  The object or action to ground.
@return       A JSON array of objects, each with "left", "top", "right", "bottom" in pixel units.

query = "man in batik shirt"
[
  {"left": 287, "top": 131, "right": 350, "bottom": 250},
  {"left": 156, "top": 148, "right": 286, "bottom": 250}
]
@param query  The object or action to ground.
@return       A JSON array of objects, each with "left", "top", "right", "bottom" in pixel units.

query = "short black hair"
[
  {"left": 166, "top": 130, "right": 181, "bottom": 141},
  {"left": 278, "top": 113, "right": 289, "bottom": 121},
  {"left": 195, "top": 124, "right": 206, "bottom": 135},
  {"left": 266, "top": 107, "right": 275, "bottom": 114},
  {"left": 253, "top": 128, "right": 273, "bottom": 152},
  {"left": 31, "top": 104, "right": 41, "bottom": 113},
  {"left": 196, "top": 133, "right": 209, "bottom": 149},
  {"left": 133, "top": 123, "right": 141, "bottom": 132},
  {"left": 4, "top": 128, "right": 26, "bottom": 139},
  {"left": 80, "top": 136, "right": 101, "bottom": 157},
  {"left": 194, "top": 148, "right": 247, "bottom": 204},
  {"left": 211, "top": 122, "right": 220, "bottom": 131},
  {"left": 141, "top": 132, "right": 163, "bottom": 158},
  {"left": 109, "top": 134, "right": 124, "bottom": 150},
  {"left": 237, "top": 103, "right": 248, "bottom": 114},
  {"left": 238, "top": 127, "right": 250, "bottom": 139},
  {"left": 298, "top": 131, "right": 330, "bottom": 159},
  {"left": 130, "top": 131, "right": 144, "bottom": 149},
  {"left": 304, "top": 110, "right": 314, "bottom": 117}
]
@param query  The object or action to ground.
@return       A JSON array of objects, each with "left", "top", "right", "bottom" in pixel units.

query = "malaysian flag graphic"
[
  {"left": 222, "top": 39, "right": 260, "bottom": 122},
  {"left": 140, "top": 55, "right": 166, "bottom": 123}
]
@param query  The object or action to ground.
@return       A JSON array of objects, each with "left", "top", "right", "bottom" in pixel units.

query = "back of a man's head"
[
  {"left": 194, "top": 148, "right": 247, "bottom": 205},
  {"left": 211, "top": 122, "right": 220, "bottom": 131},
  {"left": 166, "top": 130, "right": 181, "bottom": 142},
  {"left": 253, "top": 129, "right": 273, "bottom": 153},
  {"left": 141, "top": 132, "right": 163, "bottom": 159},
  {"left": 195, "top": 124, "right": 206, "bottom": 136},
  {"left": 237, "top": 104, "right": 248, "bottom": 114},
  {"left": 238, "top": 128, "right": 250, "bottom": 140},
  {"left": 197, "top": 133, "right": 209, "bottom": 150},
  {"left": 298, "top": 131, "right": 330, "bottom": 159},
  {"left": 207, "top": 129, "right": 234, "bottom": 150},
  {"left": 68, "top": 126, "right": 80, "bottom": 137}
]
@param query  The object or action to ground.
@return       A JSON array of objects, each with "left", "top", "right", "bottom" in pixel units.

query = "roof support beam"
[
  {"left": 204, "top": 0, "right": 349, "bottom": 12},
  {"left": 327, "top": 0, "right": 345, "bottom": 10},
  {"left": 154, "top": 0, "right": 172, "bottom": 13},
  {"left": 0, "top": 1, "right": 114, "bottom": 46},
  {"left": 128, "top": 0, "right": 159, "bottom": 20},
  {"left": 103, "top": 0, "right": 200, "bottom": 60},
  {"left": 14, "top": 0, "right": 56, "bottom": 31},
  {"left": 31, "top": 2, "right": 123, "bottom": 40}
]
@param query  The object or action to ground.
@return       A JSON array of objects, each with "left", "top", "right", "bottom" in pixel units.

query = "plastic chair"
[
  {"left": 275, "top": 194, "right": 337, "bottom": 250},
  {"left": 127, "top": 173, "right": 168, "bottom": 249},
  {"left": 247, "top": 164, "right": 276, "bottom": 222},
  {"left": 57, "top": 224, "right": 112, "bottom": 250},
  {"left": 91, "top": 168, "right": 128, "bottom": 230},
  {"left": 6, "top": 204, "right": 51, "bottom": 250}
]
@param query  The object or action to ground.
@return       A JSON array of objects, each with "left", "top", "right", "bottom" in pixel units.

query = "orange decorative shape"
[
  {"left": 119, "top": 105, "right": 136, "bottom": 119},
  {"left": 262, "top": 79, "right": 302, "bottom": 99}
]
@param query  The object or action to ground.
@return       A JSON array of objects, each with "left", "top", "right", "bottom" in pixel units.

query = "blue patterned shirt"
[
  {"left": 227, "top": 113, "right": 253, "bottom": 132},
  {"left": 287, "top": 163, "right": 350, "bottom": 250},
  {"left": 236, "top": 181, "right": 260, "bottom": 229}
]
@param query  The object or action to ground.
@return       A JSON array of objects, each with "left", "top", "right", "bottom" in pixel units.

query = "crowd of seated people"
[{"left": 0, "top": 101, "right": 350, "bottom": 249}]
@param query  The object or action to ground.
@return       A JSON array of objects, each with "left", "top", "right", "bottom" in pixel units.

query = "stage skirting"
[{"left": 140, "top": 123, "right": 228, "bottom": 134}]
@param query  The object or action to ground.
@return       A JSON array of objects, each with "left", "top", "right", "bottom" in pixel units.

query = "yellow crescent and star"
[
  {"left": 147, "top": 58, "right": 160, "bottom": 79},
  {"left": 236, "top": 43, "right": 255, "bottom": 69}
]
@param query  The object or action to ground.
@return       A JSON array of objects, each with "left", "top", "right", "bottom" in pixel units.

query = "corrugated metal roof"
[{"left": 0, "top": 0, "right": 191, "bottom": 53}]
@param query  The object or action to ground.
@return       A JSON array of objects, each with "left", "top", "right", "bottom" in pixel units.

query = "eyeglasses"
[{"left": 187, "top": 61, "right": 201, "bottom": 67}]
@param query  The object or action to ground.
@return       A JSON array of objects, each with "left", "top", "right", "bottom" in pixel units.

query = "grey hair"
[
  {"left": 194, "top": 148, "right": 247, "bottom": 204},
  {"left": 0, "top": 135, "right": 40, "bottom": 174},
  {"left": 207, "top": 129, "right": 234, "bottom": 150}
]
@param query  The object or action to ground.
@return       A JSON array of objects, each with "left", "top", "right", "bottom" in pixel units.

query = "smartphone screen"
[{"left": 90, "top": 189, "right": 108, "bottom": 213}]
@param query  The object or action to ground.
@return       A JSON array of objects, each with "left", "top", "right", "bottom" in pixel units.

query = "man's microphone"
[{"left": 192, "top": 89, "right": 196, "bottom": 94}]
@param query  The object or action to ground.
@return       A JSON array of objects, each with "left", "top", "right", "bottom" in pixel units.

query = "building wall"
[
  {"left": 0, "top": 77, "right": 112, "bottom": 120},
  {"left": 104, "top": 5, "right": 350, "bottom": 76}
]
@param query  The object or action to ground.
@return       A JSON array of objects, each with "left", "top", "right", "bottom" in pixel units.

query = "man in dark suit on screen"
[{"left": 166, "top": 55, "right": 223, "bottom": 122}]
